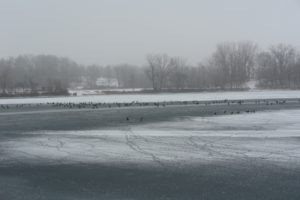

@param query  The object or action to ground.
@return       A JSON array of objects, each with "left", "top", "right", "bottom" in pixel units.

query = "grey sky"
[{"left": 1, "top": 0, "right": 300, "bottom": 66}]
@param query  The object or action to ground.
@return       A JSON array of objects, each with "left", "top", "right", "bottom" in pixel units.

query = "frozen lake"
[
  {"left": 1, "top": 109, "right": 300, "bottom": 168},
  {"left": 1, "top": 102, "right": 300, "bottom": 199},
  {"left": 1, "top": 90, "right": 300, "bottom": 105}
]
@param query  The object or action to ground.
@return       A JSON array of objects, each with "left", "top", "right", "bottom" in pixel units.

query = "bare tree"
[
  {"left": 292, "top": 55, "right": 300, "bottom": 87},
  {"left": 209, "top": 41, "right": 257, "bottom": 89},
  {"left": 0, "top": 59, "right": 13, "bottom": 94},
  {"left": 269, "top": 44, "right": 297, "bottom": 87},
  {"left": 236, "top": 41, "right": 257, "bottom": 80},
  {"left": 256, "top": 52, "right": 275, "bottom": 87},
  {"left": 256, "top": 44, "right": 297, "bottom": 88},
  {"left": 169, "top": 57, "right": 188, "bottom": 90},
  {"left": 145, "top": 54, "right": 174, "bottom": 91}
]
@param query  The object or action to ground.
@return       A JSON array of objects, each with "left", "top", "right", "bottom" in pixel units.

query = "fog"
[{"left": 1, "top": 0, "right": 300, "bottom": 66}]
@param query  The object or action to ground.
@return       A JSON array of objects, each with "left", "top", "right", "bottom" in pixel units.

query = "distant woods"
[
  {"left": 1, "top": 42, "right": 300, "bottom": 96},
  {"left": 0, "top": 56, "right": 149, "bottom": 96},
  {"left": 146, "top": 42, "right": 300, "bottom": 91}
]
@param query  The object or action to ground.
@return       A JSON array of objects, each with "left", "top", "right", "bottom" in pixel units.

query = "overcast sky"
[{"left": 0, "top": 0, "right": 300, "bottom": 66}]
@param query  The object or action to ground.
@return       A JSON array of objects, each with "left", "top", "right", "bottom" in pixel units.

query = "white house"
[{"left": 96, "top": 77, "right": 119, "bottom": 88}]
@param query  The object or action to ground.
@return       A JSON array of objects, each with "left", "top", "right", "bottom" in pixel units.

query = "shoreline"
[{"left": 1, "top": 98, "right": 300, "bottom": 132}]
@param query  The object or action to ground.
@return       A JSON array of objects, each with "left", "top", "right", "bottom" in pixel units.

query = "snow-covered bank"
[{"left": 1, "top": 90, "right": 300, "bottom": 105}]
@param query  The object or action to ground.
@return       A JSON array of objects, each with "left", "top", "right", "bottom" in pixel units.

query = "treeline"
[
  {"left": 0, "top": 55, "right": 150, "bottom": 95},
  {"left": 1, "top": 42, "right": 300, "bottom": 96},
  {"left": 0, "top": 55, "right": 81, "bottom": 95},
  {"left": 256, "top": 44, "right": 300, "bottom": 88},
  {"left": 146, "top": 42, "right": 300, "bottom": 91}
]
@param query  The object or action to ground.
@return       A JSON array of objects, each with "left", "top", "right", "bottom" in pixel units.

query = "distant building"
[{"left": 96, "top": 77, "right": 119, "bottom": 88}]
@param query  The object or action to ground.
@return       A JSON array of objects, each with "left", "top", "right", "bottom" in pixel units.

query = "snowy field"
[{"left": 1, "top": 89, "right": 300, "bottom": 105}]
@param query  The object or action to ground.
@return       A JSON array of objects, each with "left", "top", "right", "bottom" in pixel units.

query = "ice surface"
[{"left": 1, "top": 109, "right": 300, "bottom": 169}]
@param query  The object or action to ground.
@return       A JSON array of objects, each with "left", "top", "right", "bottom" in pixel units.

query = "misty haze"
[{"left": 1, "top": 1, "right": 300, "bottom": 200}]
